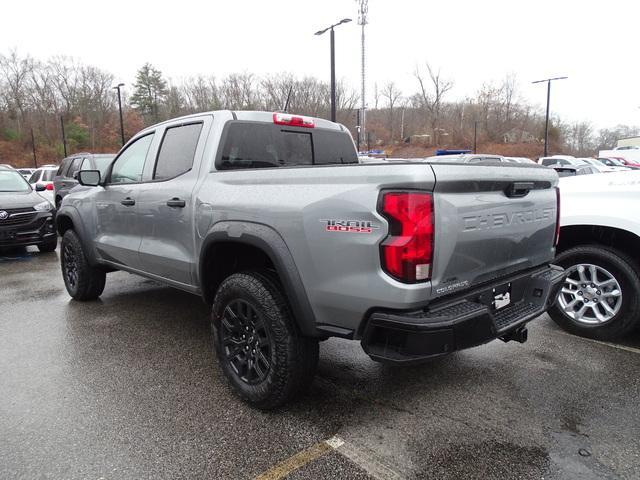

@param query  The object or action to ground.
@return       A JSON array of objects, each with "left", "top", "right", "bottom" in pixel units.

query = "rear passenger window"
[{"left": 153, "top": 123, "right": 203, "bottom": 180}]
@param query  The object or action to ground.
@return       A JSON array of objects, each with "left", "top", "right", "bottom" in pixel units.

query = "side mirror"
[
  {"left": 77, "top": 170, "right": 101, "bottom": 187},
  {"left": 72, "top": 171, "right": 79, "bottom": 180},
  {"left": 35, "top": 183, "right": 46, "bottom": 192}
]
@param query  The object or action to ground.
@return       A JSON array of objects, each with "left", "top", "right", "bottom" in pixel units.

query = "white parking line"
[
  {"left": 556, "top": 330, "right": 640, "bottom": 355},
  {"left": 254, "top": 435, "right": 403, "bottom": 480}
]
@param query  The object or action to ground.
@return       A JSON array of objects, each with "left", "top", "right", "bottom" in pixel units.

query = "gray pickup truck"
[{"left": 56, "top": 111, "right": 565, "bottom": 408}]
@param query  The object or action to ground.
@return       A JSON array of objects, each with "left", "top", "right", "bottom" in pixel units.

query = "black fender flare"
[
  {"left": 55, "top": 206, "right": 99, "bottom": 265},
  {"left": 199, "top": 221, "right": 318, "bottom": 337}
]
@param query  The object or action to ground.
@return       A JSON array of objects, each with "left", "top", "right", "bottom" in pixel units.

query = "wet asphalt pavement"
[{"left": 1, "top": 247, "right": 639, "bottom": 480}]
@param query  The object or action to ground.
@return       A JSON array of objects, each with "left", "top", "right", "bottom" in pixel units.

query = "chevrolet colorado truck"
[
  {"left": 550, "top": 171, "right": 640, "bottom": 340},
  {"left": 56, "top": 111, "right": 565, "bottom": 408}
]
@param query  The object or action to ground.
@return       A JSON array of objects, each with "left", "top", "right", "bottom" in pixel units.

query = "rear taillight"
[
  {"left": 379, "top": 191, "right": 434, "bottom": 283},
  {"left": 554, "top": 187, "right": 561, "bottom": 247},
  {"left": 46, "top": 183, "right": 54, "bottom": 191},
  {"left": 272, "top": 112, "right": 315, "bottom": 128}
]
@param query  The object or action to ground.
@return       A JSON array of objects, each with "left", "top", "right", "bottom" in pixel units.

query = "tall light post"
[
  {"left": 113, "top": 83, "right": 125, "bottom": 146},
  {"left": 315, "top": 18, "right": 352, "bottom": 122},
  {"left": 473, "top": 121, "right": 478, "bottom": 154},
  {"left": 532, "top": 76, "right": 567, "bottom": 157}
]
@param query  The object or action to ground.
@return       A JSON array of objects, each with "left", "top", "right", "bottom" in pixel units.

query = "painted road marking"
[
  {"left": 255, "top": 435, "right": 402, "bottom": 480},
  {"left": 255, "top": 439, "right": 333, "bottom": 480},
  {"left": 556, "top": 330, "right": 640, "bottom": 355}
]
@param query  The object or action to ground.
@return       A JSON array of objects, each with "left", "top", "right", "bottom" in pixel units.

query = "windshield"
[
  {"left": 0, "top": 170, "right": 31, "bottom": 192},
  {"left": 93, "top": 156, "right": 115, "bottom": 176}
]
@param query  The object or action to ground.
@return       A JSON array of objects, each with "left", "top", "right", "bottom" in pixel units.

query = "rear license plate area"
[{"left": 492, "top": 283, "right": 512, "bottom": 311}]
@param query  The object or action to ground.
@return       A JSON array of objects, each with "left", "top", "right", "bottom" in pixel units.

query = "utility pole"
[
  {"left": 30, "top": 128, "right": 37, "bottom": 167},
  {"left": 356, "top": 109, "right": 361, "bottom": 152},
  {"left": 357, "top": 0, "right": 368, "bottom": 147},
  {"left": 60, "top": 116, "right": 67, "bottom": 157},
  {"left": 315, "top": 18, "right": 351, "bottom": 122},
  {"left": 532, "top": 76, "right": 567, "bottom": 157},
  {"left": 473, "top": 121, "right": 478, "bottom": 153},
  {"left": 113, "top": 83, "right": 125, "bottom": 146}
]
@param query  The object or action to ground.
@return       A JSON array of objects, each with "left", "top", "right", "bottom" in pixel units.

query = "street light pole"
[
  {"left": 113, "top": 83, "right": 125, "bottom": 146},
  {"left": 532, "top": 76, "right": 567, "bottom": 157},
  {"left": 330, "top": 27, "right": 336, "bottom": 122},
  {"left": 315, "top": 18, "right": 352, "bottom": 123},
  {"left": 60, "top": 116, "right": 67, "bottom": 157},
  {"left": 473, "top": 121, "right": 478, "bottom": 154}
]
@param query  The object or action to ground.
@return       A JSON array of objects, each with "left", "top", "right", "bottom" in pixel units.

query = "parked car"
[
  {"left": 423, "top": 153, "right": 506, "bottom": 163},
  {"left": 551, "top": 164, "right": 599, "bottom": 177},
  {"left": 504, "top": 156, "right": 536, "bottom": 164},
  {"left": 599, "top": 147, "right": 640, "bottom": 165},
  {"left": 53, "top": 153, "right": 115, "bottom": 208},
  {"left": 0, "top": 166, "right": 57, "bottom": 252},
  {"left": 538, "top": 155, "right": 586, "bottom": 167},
  {"left": 17, "top": 168, "right": 36, "bottom": 180},
  {"left": 551, "top": 171, "right": 640, "bottom": 340},
  {"left": 579, "top": 158, "right": 629, "bottom": 173},
  {"left": 602, "top": 156, "right": 640, "bottom": 169},
  {"left": 56, "top": 110, "right": 565, "bottom": 408},
  {"left": 28, "top": 166, "right": 58, "bottom": 203},
  {"left": 0, "top": 163, "right": 14, "bottom": 169}
]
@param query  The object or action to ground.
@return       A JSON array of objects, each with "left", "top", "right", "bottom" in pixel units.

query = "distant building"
[
  {"left": 617, "top": 136, "right": 640, "bottom": 148},
  {"left": 503, "top": 128, "right": 536, "bottom": 144}
]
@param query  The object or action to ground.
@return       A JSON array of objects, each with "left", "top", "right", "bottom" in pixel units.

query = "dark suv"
[
  {"left": 0, "top": 166, "right": 57, "bottom": 252},
  {"left": 53, "top": 153, "right": 115, "bottom": 208}
]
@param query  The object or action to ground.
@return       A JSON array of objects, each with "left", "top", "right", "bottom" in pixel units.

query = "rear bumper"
[{"left": 361, "top": 264, "right": 566, "bottom": 364}]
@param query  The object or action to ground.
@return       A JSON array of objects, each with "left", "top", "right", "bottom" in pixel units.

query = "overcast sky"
[{"left": 2, "top": 0, "right": 639, "bottom": 129}]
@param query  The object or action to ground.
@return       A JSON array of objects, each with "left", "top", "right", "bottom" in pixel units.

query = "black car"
[
  {"left": 53, "top": 153, "right": 115, "bottom": 208},
  {"left": 0, "top": 166, "right": 57, "bottom": 252}
]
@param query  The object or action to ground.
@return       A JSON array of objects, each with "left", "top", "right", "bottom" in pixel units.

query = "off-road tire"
[
  {"left": 37, "top": 237, "right": 58, "bottom": 252},
  {"left": 211, "top": 271, "right": 319, "bottom": 409},
  {"left": 549, "top": 245, "right": 640, "bottom": 340},
  {"left": 60, "top": 229, "right": 106, "bottom": 301}
]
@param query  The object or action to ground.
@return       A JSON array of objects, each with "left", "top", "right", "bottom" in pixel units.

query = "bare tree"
[
  {"left": 0, "top": 50, "right": 34, "bottom": 136},
  {"left": 414, "top": 62, "right": 453, "bottom": 145},
  {"left": 381, "top": 81, "right": 402, "bottom": 141}
]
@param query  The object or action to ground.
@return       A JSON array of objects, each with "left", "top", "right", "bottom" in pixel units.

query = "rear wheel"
[
  {"left": 549, "top": 245, "right": 640, "bottom": 340},
  {"left": 60, "top": 230, "right": 106, "bottom": 301},
  {"left": 211, "top": 271, "right": 319, "bottom": 409}
]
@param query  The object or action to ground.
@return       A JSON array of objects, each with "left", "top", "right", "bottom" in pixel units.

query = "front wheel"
[
  {"left": 549, "top": 245, "right": 640, "bottom": 340},
  {"left": 37, "top": 237, "right": 58, "bottom": 253},
  {"left": 211, "top": 271, "right": 319, "bottom": 409},
  {"left": 60, "top": 230, "right": 106, "bottom": 301}
]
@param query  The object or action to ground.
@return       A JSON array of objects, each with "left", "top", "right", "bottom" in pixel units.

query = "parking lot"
[{"left": 1, "top": 247, "right": 639, "bottom": 480}]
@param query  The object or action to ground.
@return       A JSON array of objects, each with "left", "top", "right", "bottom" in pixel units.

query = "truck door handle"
[
  {"left": 166, "top": 198, "right": 186, "bottom": 208},
  {"left": 505, "top": 182, "right": 534, "bottom": 198},
  {"left": 120, "top": 197, "right": 135, "bottom": 206}
]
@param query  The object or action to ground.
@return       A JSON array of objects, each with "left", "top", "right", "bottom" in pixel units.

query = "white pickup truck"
[{"left": 550, "top": 171, "right": 640, "bottom": 339}]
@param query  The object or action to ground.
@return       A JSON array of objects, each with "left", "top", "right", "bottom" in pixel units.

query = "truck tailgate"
[{"left": 429, "top": 163, "right": 558, "bottom": 298}]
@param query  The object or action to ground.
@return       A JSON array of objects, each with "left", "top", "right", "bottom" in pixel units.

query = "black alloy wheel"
[
  {"left": 221, "top": 299, "right": 273, "bottom": 385},
  {"left": 62, "top": 241, "right": 79, "bottom": 289}
]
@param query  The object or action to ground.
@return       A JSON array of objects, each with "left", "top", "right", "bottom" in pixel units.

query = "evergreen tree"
[{"left": 130, "top": 63, "right": 168, "bottom": 122}]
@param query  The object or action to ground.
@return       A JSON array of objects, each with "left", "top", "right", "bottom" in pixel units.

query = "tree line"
[{"left": 0, "top": 50, "right": 636, "bottom": 166}]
